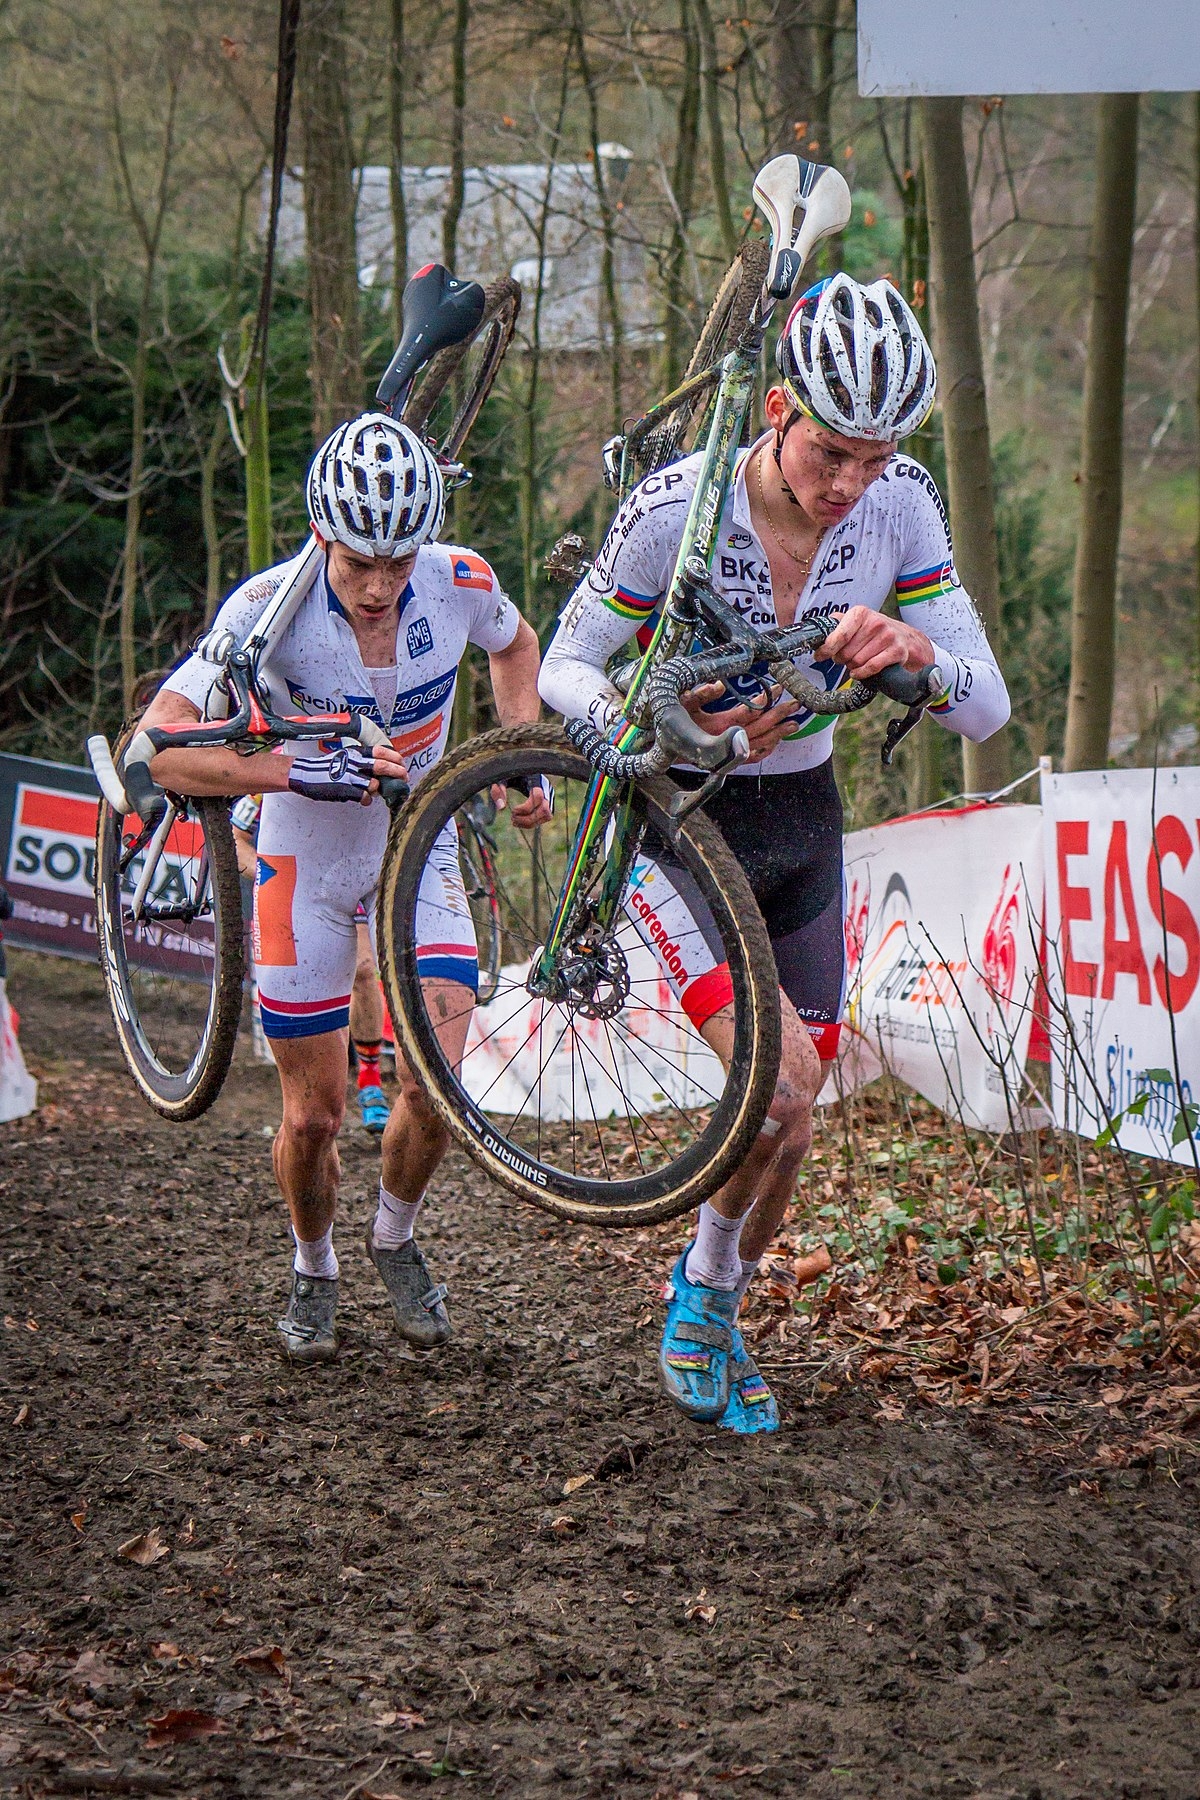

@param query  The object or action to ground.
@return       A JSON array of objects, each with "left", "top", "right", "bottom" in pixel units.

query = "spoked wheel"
[
  {"left": 457, "top": 797, "right": 503, "bottom": 1007},
  {"left": 402, "top": 276, "right": 521, "bottom": 461},
  {"left": 378, "top": 724, "right": 781, "bottom": 1226},
  {"left": 625, "top": 239, "right": 770, "bottom": 492},
  {"left": 94, "top": 773, "right": 244, "bottom": 1120}
]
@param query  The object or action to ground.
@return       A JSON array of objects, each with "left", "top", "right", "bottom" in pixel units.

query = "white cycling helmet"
[
  {"left": 307, "top": 412, "right": 445, "bottom": 558},
  {"left": 776, "top": 274, "right": 936, "bottom": 441}
]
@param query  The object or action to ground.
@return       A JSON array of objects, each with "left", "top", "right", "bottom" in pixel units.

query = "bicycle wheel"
[
  {"left": 95, "top": 774, "right": 244, "bottom": 1120},
  {"left": 377, "top": 724, "right": 781, "bottom": 1226},
  {"left": 627, "top": 239, "right": 770, "bottom": 489},
  {"left": 457, "top": 802, "right": 503, "bottom": 1006},
  {"left": 402, "top": 276, "right": 521, "bottom": 461}
]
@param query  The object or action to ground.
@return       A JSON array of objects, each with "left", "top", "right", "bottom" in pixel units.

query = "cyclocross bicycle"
[
  {"left": 373, "top": 155, "right": 944, "bottom": 1227},
  {"left": 87, "top": 262, "right": 519, "bottom": 1120}
]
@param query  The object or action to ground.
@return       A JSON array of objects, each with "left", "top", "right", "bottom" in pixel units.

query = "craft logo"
[
  {"left": 406, "top": 616, "right": 435, "bottom": 658},
  {"left": 452, "top": 554, "right": 492, "bottom": 590}
]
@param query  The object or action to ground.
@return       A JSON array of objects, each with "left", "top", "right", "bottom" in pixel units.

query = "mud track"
[{"left": 2, "top": 950, "right": 1198, "bottom": 1799}]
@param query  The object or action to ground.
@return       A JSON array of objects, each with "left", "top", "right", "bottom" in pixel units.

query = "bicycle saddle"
[
  {"left": 376, "top": 263, "right": 487, "bottom": 414},
  {"left": 752, "top": 154, "right": 852, "bottom": 299}
]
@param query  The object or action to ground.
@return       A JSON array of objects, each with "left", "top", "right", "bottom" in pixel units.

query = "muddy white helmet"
[
  {"left": 307, "top": 412, "right": 445, "bottom": 558},
  {"left": 776, "top": 274, "right": 936, "bottom": 441}
]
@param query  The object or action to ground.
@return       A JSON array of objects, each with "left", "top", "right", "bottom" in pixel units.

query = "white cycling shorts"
[{"left": 252, "top": 796, "right": 476, "bottom": 1039}]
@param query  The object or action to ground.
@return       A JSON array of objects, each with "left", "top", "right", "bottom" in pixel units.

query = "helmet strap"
[{"left": 772, "top": 410, "right": 804, "bottom": 506}]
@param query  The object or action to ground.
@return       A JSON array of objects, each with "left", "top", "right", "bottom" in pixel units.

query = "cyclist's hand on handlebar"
[
  {"left": 492, "top": 778, "right": 554, "bottom": 830},
  {"left": 368, "top": 742, "right": 410, "bottom": 798},
  {"left": 817, "top": 606, "right": 936, "bottom": 681},
  {"left": 682, "top": 682, "right": 800, "bottom": 764},
  {"left": 288, "top": 743, "right": 408, "bottom": 804}
]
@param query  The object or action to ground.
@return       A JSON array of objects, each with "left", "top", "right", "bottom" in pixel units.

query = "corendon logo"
[
  {"left": 628, "top": 888, "right": 689, "bottom": 987},
  {"left": 982, "top": 862, "right": 1021, "bottom": 1008}
]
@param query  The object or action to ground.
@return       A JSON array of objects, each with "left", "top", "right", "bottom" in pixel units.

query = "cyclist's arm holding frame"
[{"left": 476, "top": 611, "right": 552, "bottom": 828}]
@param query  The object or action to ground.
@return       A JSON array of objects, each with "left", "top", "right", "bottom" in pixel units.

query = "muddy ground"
[{"left": 1, "top": 947, "right": 1198, "bottom": 1800}]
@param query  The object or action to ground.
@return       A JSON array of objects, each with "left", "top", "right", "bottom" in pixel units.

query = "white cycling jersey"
[
  {"left": 165, "top": 541, "right": 520, "bottom": 1038},
  {"left": 539, "top": 437, "right": 1010, "bottom": 775}
]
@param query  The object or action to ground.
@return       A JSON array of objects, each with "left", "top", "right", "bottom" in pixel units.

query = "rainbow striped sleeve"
[
  {"left": 601, "top": 584, "right": 660, "bottom": 625},
  {"left": 895, "top": 560, "right": 958, "bottom": 608}
]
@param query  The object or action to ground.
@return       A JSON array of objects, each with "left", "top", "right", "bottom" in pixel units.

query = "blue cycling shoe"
[
  {"left": 658, "top": 1249, "right": 738, "bottom": 1422},
  {"left": 357, "top": 1084, "right": 389, "bottom": 1136},
  {"left": 718, "top": 1327, "right": 779, "bottom": 1434}
]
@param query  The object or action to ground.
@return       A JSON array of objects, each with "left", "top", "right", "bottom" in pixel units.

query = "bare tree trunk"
[
  {"left": 519, "top": 64, "right": 572, "bottom": 617},
  {"left": 299, "top": 0, "right": 362, "bottom": 442},
  {"left": 922, "top": 95, "right": 1009, "bottom": 793},
  {"left": 572, "top": 2, "right": 624, "bottom": 432},
  {"left": 692, "top": 0, "right": 737, "bottom": 259},
  {"left": 664, "top": 0, "right": 701, "bottom": 390},
  {"left": 110, "top": 59, "right": 182, "bottom": 714},
  {"left": 773, "top": 0, "right": 813, "bottom": 153},
  {"left": 389, "top": 0, "right": 409, "bottom": 342},
  {"left": 442, "top": 0, "right": 469, "bottom": 271},
  {"left": 1064, "top": 94, "right": 1140, "bottom": 773}
]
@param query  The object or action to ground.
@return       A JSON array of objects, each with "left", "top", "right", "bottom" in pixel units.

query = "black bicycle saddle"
[{"left": 375, "top": 263, "right": 487, "bottom": 414}]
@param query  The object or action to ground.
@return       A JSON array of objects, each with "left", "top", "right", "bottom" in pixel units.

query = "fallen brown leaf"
[
  {"left": 11, "top": 1404, "right": 28, "bottom": 1427},
  {"left": 70, "top": 1501, "right": 88, "bottom": 1533},
  {"left": 562, "top": 1474, "right": 593, "bottom": 1496},
  {"left": 685, "top": 1588, "right": 717, "bottom": 1625},
  {"left": 233, "top": 1644, "right": 287, "bottom": 1679},
  {"left": 69, "top": 1650, "right": 118, "bottom": 1694},
  {"left": 150, "top": 1642, "right": 180, "bottom": 1662},
  {"left": 176, "top": 1432, "right": 208, "bottom": 1452},
  {"left": 373, "top": 1708, "right": 425, "bottom": 1730},
  {"left": 118, "top": 1528, "right": 169, "bottom": 1566},
  {"left": 145, "top": 1708, "right": 227, "bottom": 1747}
]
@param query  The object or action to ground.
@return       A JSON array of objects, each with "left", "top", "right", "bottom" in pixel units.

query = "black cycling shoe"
[
  {"left": 364, "top": 1227, "right": 452, "bottom": 1349},
  {"left": 277, "top": 1272, "right": 339, "bottom": 1364}
]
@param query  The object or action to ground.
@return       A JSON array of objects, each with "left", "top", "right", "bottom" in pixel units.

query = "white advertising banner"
[
  {"left": 825, "top": 804, "right": 1046, "bottom": 1133},
  {"left": 1041, "top": 768, "right": 1200, "bottom": 1164},
  {"left": 0, "top": 981, "right": 37, "bottom": 1122}
]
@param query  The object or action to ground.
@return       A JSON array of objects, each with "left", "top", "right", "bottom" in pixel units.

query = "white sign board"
[
  {"left": 858, "top": 0, "right": 1200, "bottom": 95},
  {"left": 824, "top": 803, "right": 1046, "bottom": 1132},
  {"left": 1041, "top": 768, "right": 1200, "bottom": 1164}
]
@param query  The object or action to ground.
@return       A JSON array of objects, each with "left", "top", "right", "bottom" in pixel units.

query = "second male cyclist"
[
  {"left": 141, "top": 414, "right": 548, "bottom": 1363},
  {"left": 540, "top": 275, "right": 1011, "bottom": 1433}
]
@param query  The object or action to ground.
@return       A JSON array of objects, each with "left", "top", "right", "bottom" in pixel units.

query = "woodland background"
[{"left": 0, "top": 0, "right": 1196, "bottom": 825}]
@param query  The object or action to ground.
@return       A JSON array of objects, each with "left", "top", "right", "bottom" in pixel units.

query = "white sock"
[
  {"left": 684, "top": 1201, "right": 753, "bottom": 1292},
  {"left": 734, "top": 1254, "right": 760, "bottom": 1303},
  {"left": 293, "top": 1225, "right": 338, "bottom": 1280},
  {"left": 373, "top": 1183, "right": 423, "bottom": 1250}
]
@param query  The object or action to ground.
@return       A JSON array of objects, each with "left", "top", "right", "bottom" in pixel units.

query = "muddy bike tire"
[
  {"left": 95, "top": 757, "right": 244, "bottom": 1121},
  {"left": 401, "top": 277, "right": 521, "bottom": 462},
  {"left": 627, "top": 239, "right": 771, "bottom": 488},
  {"left": 377, "top": 723, "right": 781, "bottom": 1226}
]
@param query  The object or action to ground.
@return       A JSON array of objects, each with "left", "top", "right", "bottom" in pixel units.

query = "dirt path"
[{"left": 2, "top": 949, "right": 1198, "bottom": 1800}]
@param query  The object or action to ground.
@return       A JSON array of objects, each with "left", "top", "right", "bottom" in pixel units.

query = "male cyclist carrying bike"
[
  {"left": 139, "top": 413, "right": 548, "bottom": 1364},
  {"left": 540, "top": 274, "right": 1010, "bottom": 1433}
]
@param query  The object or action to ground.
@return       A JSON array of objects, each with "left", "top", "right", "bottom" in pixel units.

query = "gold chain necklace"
[{"left": 755, "top": 448, "right": 820, "bottom": 575}]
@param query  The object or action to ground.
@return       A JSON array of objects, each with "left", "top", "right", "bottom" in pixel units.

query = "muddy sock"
[
  {"left": 734, "top": 1255, "right": 760, "bottom": 1303},
  {"left": 354, "top": 1038, "right": 383, "bottom": 1090},
  {"left": 373, "top": 1183, "right": 422, "bottom": 1250},
  {"left": 684, "top": 1202, "right": 752, "bottom": 1292},
  {"left": 293, "top": 1224, "right": 338, "bottom": 1280}
]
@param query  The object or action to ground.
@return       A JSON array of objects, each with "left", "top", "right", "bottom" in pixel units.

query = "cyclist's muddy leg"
[
  {"left": 381, "top": 978, "right": 476, "bottom": 1204},
  {"left": 701, "top": 989, "right": 821, "bottom": 1250},
  {"left": 271, "top": 1030, "right": 351, "bottom": 1241}
]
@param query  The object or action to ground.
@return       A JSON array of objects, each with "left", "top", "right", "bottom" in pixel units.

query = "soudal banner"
[
  {"left": 0, "top": 751, "right": 233, "bottom": 982},
  {"left": 825, "top": 803, "right": 1047, "bottom": 1133},
  {"left": 1, "top": 752, "right": 103, "bottom": 962},
  {"left": 1041, "top": 767, "right": 1200, "bottom": 1164}
]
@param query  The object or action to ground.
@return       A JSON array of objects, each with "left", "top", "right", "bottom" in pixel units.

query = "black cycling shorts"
[{"left": 672, "top": 760, "right": 847, "bottom": 1059}]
